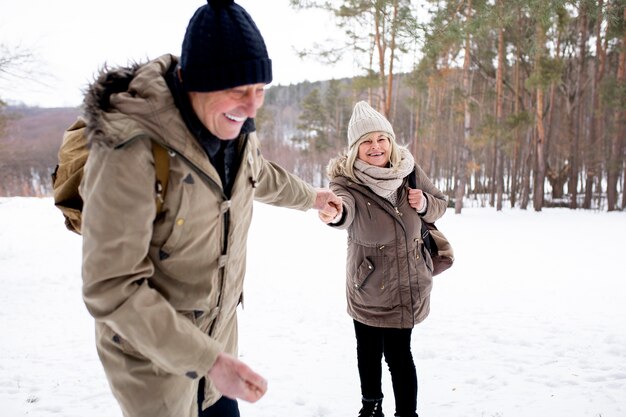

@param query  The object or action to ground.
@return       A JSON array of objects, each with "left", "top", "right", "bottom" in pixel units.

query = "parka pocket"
[
  {"left": 350, "top": 255, "right": 395, "bottom": 308},
  {"left": 415, "top": 238, "right": 434, "bottom": 273},
  {"left": 352, "top": 257, "right": 375, "bottom": 290},
  {"left": 160, "top": 182, "right": 192, "bottom": 256}
]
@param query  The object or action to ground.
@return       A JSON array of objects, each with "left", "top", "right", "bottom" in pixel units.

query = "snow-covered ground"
[{"left": 1, "top": 197, "right": 625, "bottom": 417}]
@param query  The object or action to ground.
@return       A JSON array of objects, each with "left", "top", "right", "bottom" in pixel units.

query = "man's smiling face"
[{"left": 189, "top": 83, "right": 266, "bottom": 140}]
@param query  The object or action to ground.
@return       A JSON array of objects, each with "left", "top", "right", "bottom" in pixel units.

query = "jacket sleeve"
[
  {"left": 251, "top": 134, "right": 317, "bottom": 210},
  {"left": 327, "top": 181, "right": 355, "bottom": 230},
  {"left": 414, "top": 164, "right": 448, "bottom": 224},
  {"left": 80, "top": 138, "right": 221, "bottom": 378}
]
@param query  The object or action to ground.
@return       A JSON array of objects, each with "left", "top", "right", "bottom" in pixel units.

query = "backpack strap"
[
  {"left": 408, "top": 166, "right": 417, "bottom": 189},
  {"left": 152, "top": 142, "right": 170, "bottom": 215},
  {"left": 408, "top": 166, "right": 437, "bottom": 254}
]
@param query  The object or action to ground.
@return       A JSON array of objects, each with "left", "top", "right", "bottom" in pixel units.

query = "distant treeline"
[
  {"left": 0, "top": 106, "right": 79, "bottom": 197},
  {"left": 2, "top": 1, "right": 625, "bottom": 213},
  {"left": 0, "top": 66, "right": 624, "bottom": 212},
  {"left": 280, "top": 0, "right": 626, "bottom": 213}
]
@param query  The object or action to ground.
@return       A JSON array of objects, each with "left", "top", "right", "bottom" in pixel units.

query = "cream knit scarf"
[{"left": 353, "top": 147, "right": 415, "bottom": 203}]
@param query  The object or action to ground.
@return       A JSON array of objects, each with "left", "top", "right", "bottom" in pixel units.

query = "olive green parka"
[
  {"left": 79, "top": 54, "right": 317, "bottom": 417},
  {"left": 327, "top": 156, "right": 447, "bottom": 329}
]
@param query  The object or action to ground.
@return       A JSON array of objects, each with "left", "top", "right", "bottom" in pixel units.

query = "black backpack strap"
[
  {"left": 408, "top": 166, "right": 417, "bottom": 189},
  {"left": 408, "top": 166, "right": 436, "bottom": 254}
]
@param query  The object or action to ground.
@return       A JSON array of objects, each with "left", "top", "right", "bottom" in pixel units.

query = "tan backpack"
[{"left": 51, "top": 117, "right": 170, "bottom": 234}]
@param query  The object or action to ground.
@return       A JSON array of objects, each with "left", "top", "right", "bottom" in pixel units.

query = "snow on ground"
[{"left": 1, "top": 197, "right": 625, "bottom": 417}]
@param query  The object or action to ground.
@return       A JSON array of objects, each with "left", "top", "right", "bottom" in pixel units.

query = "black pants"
[
  {"left": 197, "top": 377, "right": 240, "bottom": 417},
  {"left": 354, "top": 320, "right": 418, "bottom": 417}
]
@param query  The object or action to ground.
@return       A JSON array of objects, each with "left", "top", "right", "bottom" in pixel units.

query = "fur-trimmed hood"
[
  {"left": 81, "top": 54, "right": 178, "bottom": 147},
  {"left": 82, "top": 62, "right": 142, "bottom": 145},
  {"left": 327, "top": 154, "right": 350, "bottom": 181}
]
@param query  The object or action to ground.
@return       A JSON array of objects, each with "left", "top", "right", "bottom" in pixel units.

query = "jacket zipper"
[
  {"left": 378, "top": 245, "right": 386, "bottom": 289},
  {"left": 159, "top": 139, "right": 254, "bottom": 337}
]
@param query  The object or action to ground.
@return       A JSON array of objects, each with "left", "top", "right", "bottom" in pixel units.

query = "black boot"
[{"left": 358, "top": 399, "right": 384, "bottom": 417}]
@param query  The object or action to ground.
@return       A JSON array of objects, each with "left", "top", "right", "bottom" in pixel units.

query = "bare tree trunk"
[
  {"left": 533, "top": 22, "right": 547, "bottom": 212},
  {"left": 374, "top": 5, "right": 387, "bottom": 114},
  {"left": 545, "top": 28, "right": 561, "bottom": 159},
  {"left": 367, "top": 36, "right": 375, "bottom": 105},
  {"left": 489, "top": 151, "right": 496, "bottom": 207},
  {"left": 421, "top": 75, "right": 437, "bottom": 173},
  {"left": 547, "top": 163, "right": 570, "bottom": 199},
  {"left": 412, "top": 89, "right": 421, "bottom": 158},
  {"left": 608, "top": 5, "right": 625, "bottom": 211},
  {"left": 577, "top": 5, "right": 595, "bottom": 209},
  {"left": 534, "top": 88, "right": 546, "bottom": 211},
  {"left": 384, "top": 0, "right": 399, "bottom": 118},
  {"left": 587, "top": 0, "right": 606, "bottom": 210},
  {"left": 568, "top": 4, "right": 588, "bottom": 209},
  {"left": 622, "top": 162, "right": 626, "bottom": 210},
  {"left": 520, "top": 127, "right": 533, "bottom": 210},
  {"left": 455, "top": 0, "right": 472, "bottom": 214},
  {"left": 495, "top": 3, "right": 505, "bottom": 211},
  {"left": 510, "top": 10, "right": 524, "bottom": 208}
]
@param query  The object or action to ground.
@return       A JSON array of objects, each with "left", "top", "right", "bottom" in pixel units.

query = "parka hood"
[
  {"left": 327, "top": 154, "right": 350, "bottom": 181},
  {"left": 82, "top": 54, "right": 178, "bottom": 147},
  {"left": 83, "top": 62, "right": 141, "bottom": 146}
]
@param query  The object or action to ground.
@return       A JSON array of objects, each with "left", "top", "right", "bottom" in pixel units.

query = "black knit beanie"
[{"left": 180, "top": 0, "right": 273, "bottom": 92}]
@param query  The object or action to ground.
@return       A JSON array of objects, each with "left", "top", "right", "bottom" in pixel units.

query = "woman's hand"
[
  {"left": 408, "top": 188, "right": 427, "bottom": 213},
  {"left": 319, "top": 210, "right": 338, "bottom": 224}
]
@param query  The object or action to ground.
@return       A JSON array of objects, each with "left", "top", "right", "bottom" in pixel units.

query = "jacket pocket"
[
  {"left": 350, "top": 255, "right": 395, "bottom": 309},
  {"left": 160, "top": 183, "right": 192, "bottom": 256},
  {"left": 352, "top": 257, "right": 375, "bottom": 289},
  {"left": 415, "top": 238, "right": 434, "bottom": 273}
]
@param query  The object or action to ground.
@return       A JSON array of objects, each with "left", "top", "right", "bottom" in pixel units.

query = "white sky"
[{"left": 0, "top": 0, "right": 359, "bottom": 108}]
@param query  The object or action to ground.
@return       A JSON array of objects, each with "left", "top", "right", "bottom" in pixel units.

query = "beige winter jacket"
[
  {"left": 328, "top": 156, "right": 447, "bottom": 328},
  {"left": 79, "top": 54, "right": 316, "bottom": 417}
]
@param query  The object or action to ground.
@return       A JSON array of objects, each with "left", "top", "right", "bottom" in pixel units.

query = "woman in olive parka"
[{"left": 320, "top": 101, "right": 447, "bottom": 417}]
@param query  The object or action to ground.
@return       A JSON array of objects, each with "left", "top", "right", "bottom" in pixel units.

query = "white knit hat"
[{"left": 347, "top": 101, "right": 395, "bottom": 148}]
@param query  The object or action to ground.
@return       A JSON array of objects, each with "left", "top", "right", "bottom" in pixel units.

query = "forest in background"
[
  {"left": 0, "top": 106, "right": 78, "bottom": 197},
  {"left": 1, "top": 0, "right": 625, "bottom": 212}
]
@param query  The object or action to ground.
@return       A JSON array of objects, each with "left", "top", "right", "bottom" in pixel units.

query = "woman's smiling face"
[{"left": 357, "top": 132, "right": 391, "bottom": 167}]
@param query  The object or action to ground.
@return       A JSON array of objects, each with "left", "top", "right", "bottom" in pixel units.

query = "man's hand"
[
  {"left": 313, "top": 188, "right": 342, "bottom": 218},
  {"left": 407, "top": 188, "right": 427, "bottom": 213},
  {"left": 207, "top": 352, "right": 267, "bottom": 403}
]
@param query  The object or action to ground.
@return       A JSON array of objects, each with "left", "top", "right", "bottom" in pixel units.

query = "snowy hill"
[{"left": 1, "top": 197, "right": 625, "bottom": 417}]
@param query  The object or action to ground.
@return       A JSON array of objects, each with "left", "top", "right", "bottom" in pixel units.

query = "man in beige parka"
[{"left": 78, "top": 1, "right": 341, "bottom": 416}]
